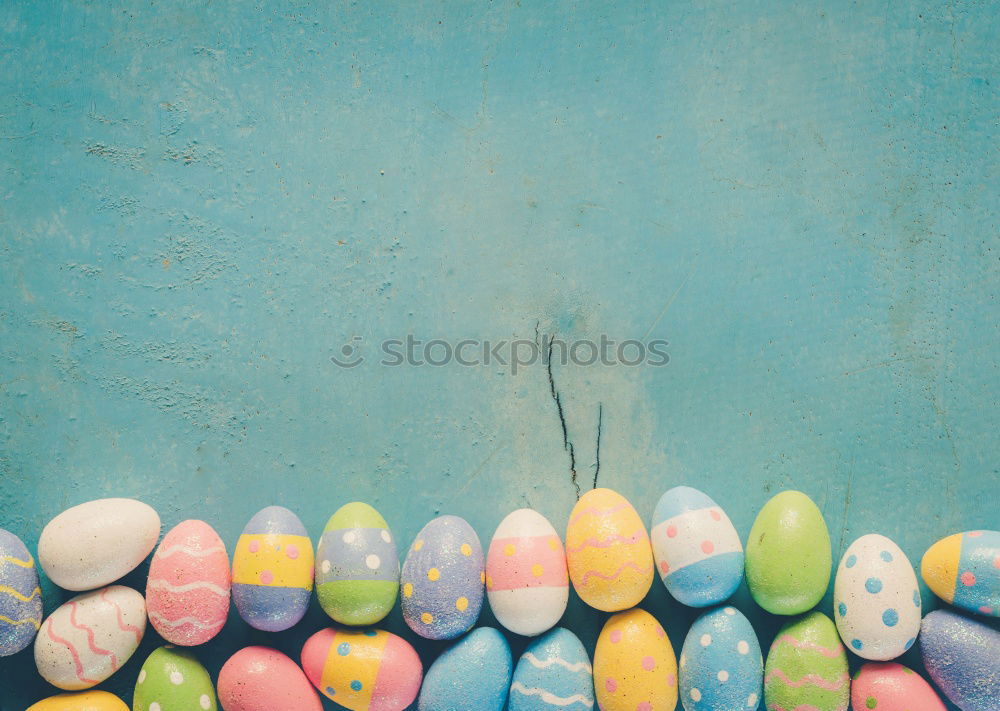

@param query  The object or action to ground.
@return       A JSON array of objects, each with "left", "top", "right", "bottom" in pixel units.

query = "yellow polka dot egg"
[{"left": 594, "top": 607, "right": 678, "bottom": 711}]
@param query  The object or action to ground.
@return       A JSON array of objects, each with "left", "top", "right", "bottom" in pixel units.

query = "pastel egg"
[
  {"left": 34, "top": 585, "right": 146, "bottom": 690},
  {"left": 745, "top": 490, "right": 832, "bottom": 615},
  {"left": 594, "top": 607, "right": 678, "bottom": 711},
  {"left": 650, "top": 486, "right": 744, "bottom": 607},
  {"left": 0, "top": 527, "right": 43, "bottom": 656},
  {"left": 417, "top": 627, "right": 512, "bottom": 711},
  {"left": 315, "top": 502, "right": 399, "bottom": 626},
  {"left": 764, "top": 611, "right": 849, "bottom": 711},
  {"left": 920, "top": 608, "right": 1000, "bottom": 711},
  {"left": 217, "top": 646, "right": 321, "bottom": 711},
  {"left": 921, "top": 530, "right": 1000, "bottom": 617},
  {"left": 850, "top": 662, "right": 946, "bottom": 711},
  {"left": 146, "top": 520, "right": 230, "bottom": 646},
  {"left": 509, "top": 626, "right": 594, "bottom": 711},
  {"left": 133, "top": 645, "right": 217, "bottom": 711},
  {"left": 833, "top": 534, "right": 921, "bottom": 660},
  {"left": 38, "top": 498, "right": 161, "bottom": 591},
  {"left": 679, "top": 606, "right": 762, "bottom": 711},
  {"left": 486, "top": 508, "right": 568, "bottom": 636},
  {"left": 565, "top": 488, "right": 654, "bottom": 612},
  {"left": 231, "top": 506, "right": 314, "bottom": 632},
  {"left": 26, "top": 691, "right": 129, "bottom": 710},
  {"left": 400, "top": 515, "right": 484, "bottom": 640},
  {"left": 301, "top": 627, "right": 422, "bottom": 711}
]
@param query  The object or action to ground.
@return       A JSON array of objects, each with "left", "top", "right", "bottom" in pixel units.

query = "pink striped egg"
[
  {"left": 146, "top": 519, "right": 231, "bottom": 645},
  {"left": 33, "top": 585, "right": 146, "bottom": 690}
]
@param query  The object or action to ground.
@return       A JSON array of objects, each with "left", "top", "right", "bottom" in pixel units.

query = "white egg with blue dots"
[{"left": 833, "top": 533, "right": 921, "bottom": 660}]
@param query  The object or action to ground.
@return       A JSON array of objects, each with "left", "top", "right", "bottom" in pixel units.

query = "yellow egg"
[
  {"left": 594, "top": 608, "right": 678, "bottom": 711},
  {"left": 565, "top": 488, "right": 654, "bottom": 611},
  {"left": 26, "top": 690, "right": 129, "bottom": 711}
]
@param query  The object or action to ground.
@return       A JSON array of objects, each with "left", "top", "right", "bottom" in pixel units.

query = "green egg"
[
  {"left": 764, "top": 611, "right": 849, "bottom": 711},
  {"left": 133, "top": 646, "right": 217, "bottom": 711},
  {"left": 745, "top": 490, "right": 832, "bottom": 614},
  {"left": 315, "top": 501, "right": 400, "bottom": 625}
]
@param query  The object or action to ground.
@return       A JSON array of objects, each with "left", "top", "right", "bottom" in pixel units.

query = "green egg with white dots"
[{"left": 133, "top": 646, "right": 217, "bottom": 711}]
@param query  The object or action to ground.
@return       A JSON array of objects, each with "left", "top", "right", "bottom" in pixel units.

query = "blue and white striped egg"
[
  {"left": 417, "top": 627, "right": 512, "bottom": 711},
  {"left": 679, "top": 606, "right": 762, "bottom": 711},
  {"left": 651, "top": 486, "right": 744, "bottom": 607},
  {"left": 0, "top": 528, "right": 43, "bottom": 656},
  {"left": 509, "top": 627, "right": 594, "bottom": 711}
]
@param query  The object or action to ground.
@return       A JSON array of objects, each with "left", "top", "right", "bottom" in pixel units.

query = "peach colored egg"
[
  {"left": 217, "top": 647, "right": 321, "bottom": 711},
  {"left": 851, "top": 662, "right": 946, "bottom": 711}
]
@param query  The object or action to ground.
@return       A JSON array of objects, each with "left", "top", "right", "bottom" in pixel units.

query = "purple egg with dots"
[
  {"left": 833, "top": 534, "right": 921, "bottom": 660},
  {"left": 921, "top": 609, "right": 1000, "bottom": 711}
]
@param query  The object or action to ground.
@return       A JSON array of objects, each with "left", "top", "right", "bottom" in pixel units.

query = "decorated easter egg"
[
  {"left": 146, "top": 520, "right": 230, "bottom": 646},
  {"left": 650, "top": 486, "right": 744, "bottom": 608},
  {"left": 486, "top": 508, "right": 568, "bottom": 636},
  {"left": 38, "top": 498, "right": 160, "bottom": 591},
  {"left": 851, "top": 662, "right": 946, "bottom": 711},
  {"left": 921, "top": 530, "right": 1000, "bottom": 617},
  {"left": 833, "top": 533, "right": 921, "bottom": 660},
  {"left": 920, "top": 609, "right": 1000, "bottom": 711},
  {"left": 133, "top": 645, "right": 217, "bottom": 711},
  {"left": 26, "top": 691, "right": 129, "bottom": 710},
  {"left": 0, "top": 527, "right": 43, "bottom": 656},
  {"left": 745, "top": 490, "right": 831, "bottom": 615},
  {"left": 417, "top": 627, "right": 512, "bottom": 711},
  {"left": 509, "top": 626, "right": 594, "bottom": 711},
  {"left": 594, "top": 607, "right": 678, "bottom": 711},
  {"left": 679, "top": 606, "right": 762, "bottom": 711},
  {"left": 315, "top": 502, "right": 399, "bottom": 626},
  {"left": 301, "top": 626, "right": 422, "bottom": 710},
  {"left": 400, "top": 515, "right": 484, "bottom": 640},
  {"left": 231, "top": 506, "right": 314, "bottom": 632},
  {"left": 34, "top": 585, "right": 146, "bottom": 690},
  {"left": 565, "top": 488, "right": 654, "bottom": 612},
  {"left": 764, "top": 611, "right": 849, "bottom": 711},
  {"left": 217, "top": 646, "right": 322, "bottom": 711}
]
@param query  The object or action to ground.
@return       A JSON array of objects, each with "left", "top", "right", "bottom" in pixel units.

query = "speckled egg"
[
  {"left": 764, "top": 612, "right": 849, "bottom": 711},
  {"left": 417, "top": 627, "right": 512, "bottom": 711},
  {"left": 34, "top": 585, "right": 146, "bottom": 690},
  {"left": 400, "top": 515, "right": 484, "bottom": 640},
  {"left": 26, "top": 691, "right": 129, "bottom": 710},
  {"left": 301, "top": 627, "right": 422, "bottom": 710},
  {"left": 745, "top": 490, "right": 832, "bottom": 615},
  {"left": 921, "top": 530, "right": 1000, "bottom": 617},
  {"left": 231, "top": 506, "right": 314, "bottom": 632},
  {"left": 217, "top": 646, "right": 321, "bottom": 711},
  {"left": 650, "top": 487, "right": 743, "bottom": 608},
  {"left": 315, "top": 502, "right": 399, "bottom": 626},
  {"left": 851, "top": 662, "right": 946, "bottom": 711},
  {"left": 509, "top": 627, "right": 594, "bottom": 711},
  {"left": 146, "top": 520, "right": 230, "bottom": 646},
  {"left": 679, "top": 606, "right": 762, "bottom": 711},
  {"left": 594, "top": 607, "right": 678, "bottom": 711},
  {"left": 486, "top": 508, "right": 568, "bottom": 636},
  {"left": 133, "top": 645, "right": 217, "bottom": 711},
  {"left": 566, "top": 488, "right": 654, "bottom": 612},
  {"left": 920, "top": 609, "right": 1000, "bottom": 711},
  {"left": 833, "top": 534, "right": 920, "bottom": 660},
  {"left": 0, "top": 527, "right": 43, "bottom": 656}
]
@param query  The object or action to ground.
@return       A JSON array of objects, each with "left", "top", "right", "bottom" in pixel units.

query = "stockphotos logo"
[{"left": 330, "top": 334, "right": 669, "bottom": 374}]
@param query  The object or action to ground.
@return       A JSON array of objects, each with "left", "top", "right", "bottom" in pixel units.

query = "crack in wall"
[
  {"left": 593, "top": 402, "right": 603, "bottom": 489},
  {"left": 537, "top": 321, "right": 580, "bottom": 499}
]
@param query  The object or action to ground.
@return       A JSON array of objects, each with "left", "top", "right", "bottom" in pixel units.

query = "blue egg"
[
  {"left": 0, "top": 528, "right": 42, "bottom": 656},
  {"left": 650, "top": 486, "right": 744, "bottom": 607},
  {"left": 401, "top": 515, "right": 484, "bottom": 640},
  {"left": 509, "top": 627, "right": 594, "bottom": 711},
  {"left": 417, "top": 626, "right": 512, "bottom": 711},
  {"left": 921, "top": 609, "right": 1000, "bottom": 710},
  {"left": 679, "top": 606, "right": 763, "bottom": 711}
]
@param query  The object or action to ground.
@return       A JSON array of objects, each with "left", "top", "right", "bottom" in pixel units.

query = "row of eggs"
[{"left": 18, "top": 602, "right": 1000, "bottom": 711}]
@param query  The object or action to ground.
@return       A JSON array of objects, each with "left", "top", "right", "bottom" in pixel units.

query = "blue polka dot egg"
[
  {"left": 833, "top": 533, "right": 921, "bottom": 660},
  {"left": 401, "top": 515, "right": 484, "bottom": 640},
  {"left": 679, "top": 606, "right": 762, "bottom": 711}
]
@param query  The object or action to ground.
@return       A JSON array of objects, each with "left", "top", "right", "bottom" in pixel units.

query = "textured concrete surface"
[{"left": 1, "top": 1, "right": 997, "bottom": 709}]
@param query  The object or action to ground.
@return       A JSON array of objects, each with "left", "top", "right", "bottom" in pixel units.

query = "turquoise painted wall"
[{"left": 1, "top": 1, "right": 997, "bottom": 709}]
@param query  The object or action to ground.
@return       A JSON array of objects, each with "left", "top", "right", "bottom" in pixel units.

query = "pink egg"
[
  {"left": 218, "top": 647, "right": 322, "bottom": 711},
  {"left": 146, "top": 520, "right": 231, "bottom": 646},
  {"left": 851, "top": 662, "right": 947, "bottom": 711}
]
